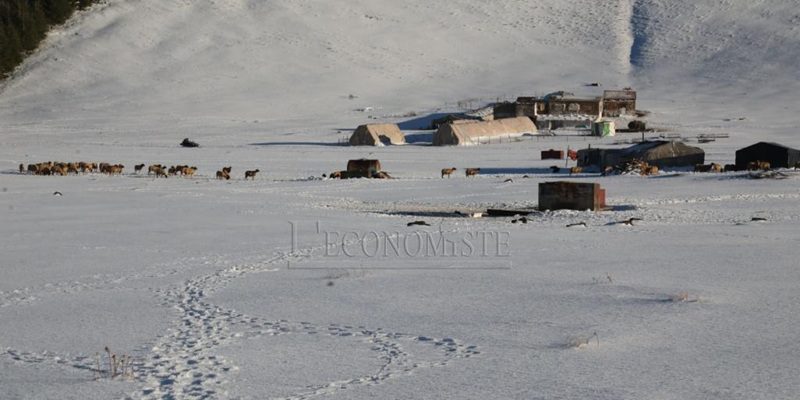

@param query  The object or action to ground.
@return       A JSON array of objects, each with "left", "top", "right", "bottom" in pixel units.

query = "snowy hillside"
[
  {"left": 1, "top": 0, "right": 798, "bottom": 140},
  {"left": 1, "top": 1, "right": 799, "bottom": 399}
]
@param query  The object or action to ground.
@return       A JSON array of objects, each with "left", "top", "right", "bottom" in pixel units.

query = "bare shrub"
[{"left": 94, "top": 346, "right": 134, "bottom": 380}]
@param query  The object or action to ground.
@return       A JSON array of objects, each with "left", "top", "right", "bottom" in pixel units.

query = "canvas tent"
[
  {"left": 349, "top": 124, "right": 406, "bottom": 146},
  {"left": 578, "top": 141, "right": 704, "bottom": 169},
  {"left": 432, "top": 116, "right": 536, "bottom": 146},
  {"left": 735, "top": 142, "right": 800, "bottom": 170}
]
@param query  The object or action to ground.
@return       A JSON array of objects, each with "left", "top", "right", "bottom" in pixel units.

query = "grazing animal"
[
  {"left": 28, "top": 164, "right": 38, "bottom": 174},
  {"left": 747, "top": 161, "right": 771, "bottom": 171},
  {"left": 694, "top": 164, "right": 716, "bottom": 173},
  {"left": 19, "top": 163, "right": 24, "bottom": 174},
  {"left": 181, "top": 166, "right": 197, "bottom": 177},
  {"left": 372, "top": 171, "right": 392, "bottom": 179},
  {"left": 51, "top": 165, "right": 67, "bottom": 176},
  {"left": 566, "top": 222, "right": 587, "bottom": 228},
  {"left": 569, "top": 166, "right": 582, "bottom": 175},
  {"left": 550, "top": 165, "right": 560, "bottom": 173},
  {"left": 216, "top": 170, "right": 230, "bottom": 180},
  {"left": 108, "top": 164, "right": 124, "bottom": 175},
  {"left": 134, "top": 164, "right": 145, "bottom": 173},
  {"left": 222, "top": 166, "right": 232, "bottom": 174},
  {"left": 150, "top": 166, "right": 167, "bottom": 178},
  {"left": 244, "top": 169, "right": 260, "bottom": 180},
  {"left": 465, "top": 168, "right": 480, "bottom": 177},
  {"left": 441, "top": 167, "right": 457, "bottom": 178},
  {"left": 407, "top": 221, "right": 430, "bottom": 226}
]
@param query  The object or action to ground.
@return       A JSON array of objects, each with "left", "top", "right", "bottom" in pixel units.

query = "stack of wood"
[{"left": 604, "top": 159, "right": 659, "bottom": 176}]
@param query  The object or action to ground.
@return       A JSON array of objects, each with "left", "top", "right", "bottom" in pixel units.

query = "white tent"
[
  {"left": 432, "top": 117, "right": 536, "bottom": 146},
  {"left": 349, "top": 124, "right": 406, "bottom": 146}
]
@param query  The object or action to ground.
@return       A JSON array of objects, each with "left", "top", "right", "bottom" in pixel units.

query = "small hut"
[
  {"left": 349, "top": 124, "right": 406, "bottom": 146},
  {"left": 541, "top": 149, "right": 565, "bottom": 160},
  {"left": 432, "top": 117, "right": 536, "bottom": 146},
  {"left": 347, "top": 159, "right": 382, "bottom": 177},
  {"left": 735, "top": 142, "right": 800, "bottom": 170},
  {"left": 539, "top": 181, "right": 606, "bottom": 211}
]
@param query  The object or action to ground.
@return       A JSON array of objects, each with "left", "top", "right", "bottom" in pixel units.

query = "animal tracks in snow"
[
  {"left": 0, "top": 242, "right": 479, "bottom": 399},
  {"left": 134, "top": 250, "right": 478, "bottom": 400}
]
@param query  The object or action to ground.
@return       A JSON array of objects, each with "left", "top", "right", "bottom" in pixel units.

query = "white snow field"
[{"left": 1, "top": 0, "right": 799, "bottom": 399}]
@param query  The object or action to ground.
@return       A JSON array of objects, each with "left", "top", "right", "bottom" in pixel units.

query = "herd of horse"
[{"left": 19, "top": 161, "right": 260, "bottom": 181}]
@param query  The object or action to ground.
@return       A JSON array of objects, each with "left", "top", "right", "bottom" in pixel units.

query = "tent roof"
[
  {"left": 447, "top": 117, "right": 534, "bottom": 137},
  {"left": 433, "top": 117, "right": 536, "bottom": 145},
  {"left": 621, "top": 140, "right": 704, "bottom": 159},
  {"left": 349, "top": 123, "right": 405, "bottom": 146},
  {"left": 737, "top": 141, "right": 799, "bottom": 152},
  {"left": 624, "top": 140, "right": 699, "bottom": 151}
]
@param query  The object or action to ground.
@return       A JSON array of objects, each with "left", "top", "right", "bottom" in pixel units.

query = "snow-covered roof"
[{"left": 536, "top": 113, "right": 595, "bottom": 121}]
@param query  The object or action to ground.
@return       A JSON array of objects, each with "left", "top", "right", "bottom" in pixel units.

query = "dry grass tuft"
[{"left": 94, "top": 346, "right": 134, "bottom": 380}]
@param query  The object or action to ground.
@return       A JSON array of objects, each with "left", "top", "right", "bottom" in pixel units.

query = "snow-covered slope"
[
  {"left": 0, "top": 1, "right": 627, "bottom": 131},
  {"left": 2, "top": 0, "right": 798, "bottom": 140},
  {"left": 631, "top": 0, "right": 800, "bottom": 85}
]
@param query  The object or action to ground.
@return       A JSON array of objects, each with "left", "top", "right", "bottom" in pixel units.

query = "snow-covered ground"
[{"left": 1, "top": 1, "right": 799, "bottom": 399}]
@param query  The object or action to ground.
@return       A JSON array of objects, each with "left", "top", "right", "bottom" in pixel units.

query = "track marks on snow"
[{"left": 135, "top": 249, "right": 478, "bottom": 399}]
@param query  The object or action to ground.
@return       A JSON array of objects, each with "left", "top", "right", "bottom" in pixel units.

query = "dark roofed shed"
[
  {"left": 577, "top": 141, "right": 704, "bottom": 169},
  {"left": 735, "top": 142, "right": 800, "bottom": 170}
]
